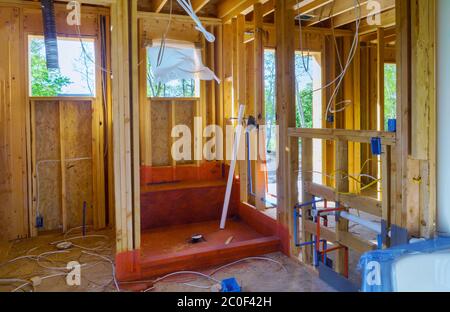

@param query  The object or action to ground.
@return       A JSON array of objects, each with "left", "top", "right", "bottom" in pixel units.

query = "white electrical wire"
[
  {"left": 141, "top": 256, "right": 287, "bottom": 292},
  {"left": 295, "top": 0, "right": 361, "bottom": 118},
  {"left": 80, "top": 251, "right": 120, "bottom": 292},
  {"left": 143, "top": 271, "right": 220, "bottom": 292},
  {"left": 177, "top": 0, "right": 215, "bottom": 42},
  {"left": 324, "top": 0, "right": 361, "bottom": 117},
  {"left": 209, "top": 256, "right": 287, "bottom": 276},
  {"left": 50, "top": 234, "right": 109, "bottom": 245}
]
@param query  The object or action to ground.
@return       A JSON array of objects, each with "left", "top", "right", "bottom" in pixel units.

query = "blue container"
[
  {"left": 371, "top": 137, "right": 382, "bottom": 155},
  {"left": 387, "top": 119, "right": 397, "bottom": 132},
  {"left": 221, "top": 278, "right": 241, "bottom": 292}
]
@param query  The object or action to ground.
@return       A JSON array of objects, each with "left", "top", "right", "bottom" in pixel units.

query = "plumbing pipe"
[
  {"left": 220, "top": 104, "right": 245, "bottom": 229},
  {"left": 437, "top": 0, "right": 450, "bottom": 237},
  {"left": 339, "top": 211, "right": 381, "bottom": 234},
  {"left": 318, "top": 245, "right": 349, "bottom": 278}
]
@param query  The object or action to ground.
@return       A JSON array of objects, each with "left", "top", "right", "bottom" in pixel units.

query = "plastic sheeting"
[
  {"left": 359, "top": 237, "right": 450, "bottom": 292},
  {"left": 148, "top": 39, "right": 220, "bottom": 84}
]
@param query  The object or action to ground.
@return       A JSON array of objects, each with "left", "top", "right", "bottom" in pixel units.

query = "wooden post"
[
  {"left": 275, "top": 0, "right": 297, "bottom": 255},
  {"left": 301, "top": 137, "right": 313, "bottom": 264},
  {"left": 253, "top": 3, "right": 266, "bottom": 210},
  {"left": 111, "top": 0, "right": 139, "bottom": 252},
  {"left": 237, "top": 14, "right": 248, "bottom": 203},
  {"left": 394, "top": 0, "right": 411, "bottom": 231},
  {"left": 59, "top": 101, "right": 67, "bottom": 233},
  {"left": 335, "top": 139, "right": 349, "bottom": 275},
  {"left": 381, "top": 144, "right": 391, "bottom": 243}
]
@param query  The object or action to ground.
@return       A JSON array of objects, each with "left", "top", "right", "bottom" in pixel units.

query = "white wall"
[{"left": 437, "top": 0, "right": 450, "bottom": 236}]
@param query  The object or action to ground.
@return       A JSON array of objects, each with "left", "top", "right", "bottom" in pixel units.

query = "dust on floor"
[{"left": 0, "top": 229, "right": 335, "bottom": 292}]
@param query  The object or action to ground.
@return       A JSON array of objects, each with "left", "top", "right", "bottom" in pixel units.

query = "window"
[
  {"left": 146, "top": 48, "right": 199, "bottom": 98},
  {"left": 28, "top": 36, "right": 96, "bottom": 97},
  {"left": 384, "top": 63, "right": 397, "bottom": 130},
  {"left": 263, "top": 49, "right": 277, "bottom": 208},
  {"left": 295, "top": 52, "right": 323, "bottom": 189}
]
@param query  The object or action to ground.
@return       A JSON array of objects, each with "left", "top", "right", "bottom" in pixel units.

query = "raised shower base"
[{"left": 138, "top": 218, "right": 280, "bottom": 279}]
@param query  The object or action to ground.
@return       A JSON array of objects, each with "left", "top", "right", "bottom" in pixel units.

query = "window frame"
[{"left": 27, "top": 34, "right": 97, "bottom": 98}]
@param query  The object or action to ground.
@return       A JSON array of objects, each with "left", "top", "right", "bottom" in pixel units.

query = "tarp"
[
  {"left": 148, "top": 39, "right": 220, "bottom": 84},
  {"left": 359, "top": 237, "right": 450, "bottom": 292}
]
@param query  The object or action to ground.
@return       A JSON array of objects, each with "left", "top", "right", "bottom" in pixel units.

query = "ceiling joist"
[{"left": 153, "top": 0, "right": 169, "bottom": 13}]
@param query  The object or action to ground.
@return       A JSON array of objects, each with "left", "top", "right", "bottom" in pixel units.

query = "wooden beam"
[
  {"left": 332, "top": 0, "right": 395, "bottom": 28},
  {"left": 335, "top": 139, "right": 349, "bottom": 275},
  {"left": 137, "top": 11, "right": 222, "bottom": 25},
  {"left": 275, "top": 0, "right": 297, "bottom": 256},
  {"left": 218, "top": 0, "right": 255, "bottom": 18},
  {"left": 130, "top": 0, "right": 141, "bottom": 249},
  {"left": 305, "top": 0, "right": 370, "bottom": 27},
  {"left": 191, "top": 0, "right": 210, "bottom": 13},
  {"left": 291, "top": 0, "right": 333, "bottom": 13},
  {"left": 111, "top": 0, "right": 134, "bottom": 252},
  {"left": 288, "top": 128, "right": 397, "bottom": 145},
  {"left": 237, "top": 14, "right": 248, "bottom": 202},
  {"left": 253, "top": 3, "right": 266, "bottom": 211},
  {"left": 377, "top": 27, "right": 385, "bottom": 132},
  {"left": 59, "top": 101, "right": 67, "bottom": 233},
  {"left": 394, "top": 0, "right": 411, "bottom": 231},
  {"left": 153, "top": 0, "right": 168, "bottom": 13}
]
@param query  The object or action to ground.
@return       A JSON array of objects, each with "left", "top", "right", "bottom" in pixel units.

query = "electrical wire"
[
  {"left": 324, "top": 0, "right": 361, "bottom": 117},
  {"left": 80, "top": 251, "right": 120, "bottom": 292},
  {"left": 176, "top": 0, "right": 215, "bottom": 42}
]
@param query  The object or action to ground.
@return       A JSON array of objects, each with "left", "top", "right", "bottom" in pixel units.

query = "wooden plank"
[
  {"left": 29, "top": 100, "right": 38, "bottom": 237},
  {"left": 93, "top": 28, "right": 106, "bottom": 230},
  {"left": 0, "top": 7, "right": 28, "bottom": 240},
  {"left": 139, "top": 21, "right": 152, "bottom": 166},
  {"left": 394, "top": 0, "right": 411, "bottom": 230},
  {"left": 137, "top": 11, "right": 222, "bottom": 25},
  {"left": 275, "top": 0, "right": 297, "bottom": 256},
  {"left": 153, "top": 0, "right": 168, "bottom": 13},
  {"left": 131, "top": 0, "right": 141, "bottom": 249},
  {"left": 338, "top": 231, "right": 377, "bottom": 254},
  {"left": 381, "top": 145, "right": 391, "bottom": 225},
  {"left": 304, "top": 220, "right": 336, "bottom": 243},
  {"left": 332, "top": 0, "right": 395, "bottom": 28},
  {"left": 191, "top": 0, "right": 210, "bottom": 13},
  {"left": 111, "top": 0, "right": 134, "bottom": 252},
  {"left": 301, "top": 138, "right": 314, "bottom": 264},
  {"left": 253, "top": 3, "right": 265, "bottom": 211},
  {"left": 237, "top": 14, "right": 248, "bottom": 203},
  {"left": 377, "top": 27, "right": 385, "bottom": 132},
  {"left": 288, "top": 128, "right": 397, "bottom": 145},
  {"left": 411, "top": 0, "right": 434, "bottom": 160},
  {"left": 304, "top": 182, "right": 335, "bottom": 202},
  {"left": 339, "top": 194, "right": 382, "bottom": 218},
  {"left": 59, "top": 101, "right": 67, "bottom": 233},
  {"left": 335, "top": 140, "right": 349, "bottom": 275}
]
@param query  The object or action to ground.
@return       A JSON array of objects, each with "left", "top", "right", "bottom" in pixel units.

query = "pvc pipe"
[
  {"left": 437, "top": 0, "right": 450, "bottom": 236},
  {"left": 340, "top": 211, "right": 382, "bottom": 234},
  {"left": 220, "top": 105, "right": 245, "bottom": 229}
]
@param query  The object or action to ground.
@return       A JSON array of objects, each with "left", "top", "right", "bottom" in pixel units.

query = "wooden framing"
[
  {"left": 0, "top": 0, "right": 442, "bottom": 287},
  {"left": 275, "top": 0, "right": 298, "bottom": 256}
]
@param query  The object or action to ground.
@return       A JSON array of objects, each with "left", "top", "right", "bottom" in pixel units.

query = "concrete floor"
[{"left": 0, "top": 230, "right": 335, "bottom": 292}]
